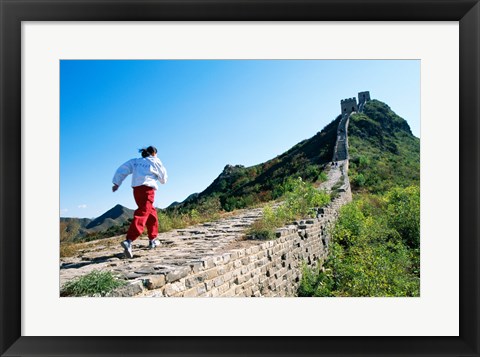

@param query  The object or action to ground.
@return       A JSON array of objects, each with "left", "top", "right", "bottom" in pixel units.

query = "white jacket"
[{"left": 113, "top": 156, "right": 167, "bottom": 190}]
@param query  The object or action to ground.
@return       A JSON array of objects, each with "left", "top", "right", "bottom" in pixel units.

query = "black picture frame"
[{"left": 1, "top": 0, "right": 479, "bottom": 356}]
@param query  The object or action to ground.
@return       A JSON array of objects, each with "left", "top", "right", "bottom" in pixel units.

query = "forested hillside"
[{"left": 299, "top": 99, "right": 420, "bottom": 297}]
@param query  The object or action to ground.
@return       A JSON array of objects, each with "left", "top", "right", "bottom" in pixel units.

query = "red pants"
[{"left": 126, "top": 185, "right": 158, "bottom": 241}]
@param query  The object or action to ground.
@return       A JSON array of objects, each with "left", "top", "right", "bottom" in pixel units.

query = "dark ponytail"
[{"left": 139, "top": 146, "right": 158, "bottom": 158}]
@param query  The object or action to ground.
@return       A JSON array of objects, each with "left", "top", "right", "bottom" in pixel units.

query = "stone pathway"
[
  {"left": 60, "top": 208, "right": 264, "bottom": 287},
  {"left": 60, "top": 163, "right": 345, "bottom": 291},
  {"left": 320, "top": 160, "right": 345, "bottom": 192}
]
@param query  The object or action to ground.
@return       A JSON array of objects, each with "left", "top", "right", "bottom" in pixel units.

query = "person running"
[{"left": 112, "top": 146, "right": 167, "bottom": 258}]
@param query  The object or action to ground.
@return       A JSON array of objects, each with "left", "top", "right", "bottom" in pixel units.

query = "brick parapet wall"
[{"left": 138, "top": 178, "right": 352, "bottom": 298}]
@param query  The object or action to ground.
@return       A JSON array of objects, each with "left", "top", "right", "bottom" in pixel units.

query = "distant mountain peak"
[{"left": 85, "top": 204, "right": 133, "bottom": 231}]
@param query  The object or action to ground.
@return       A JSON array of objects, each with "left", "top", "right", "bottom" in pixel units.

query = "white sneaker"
[
  {"left": 148, "top": 239, "right": 159, "bottom": 249},
  {"left": 121, "top": 240, "right": 133, "bottom": 258}
]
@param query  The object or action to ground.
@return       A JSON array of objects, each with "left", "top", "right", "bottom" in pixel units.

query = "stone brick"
[
  {"left": 275, "top": 244, "right": 283, "bottom": 252},
  {"left": 108, "top": 281, "right": 143, "bottom": 297},
  {"left": 204, "top": 268, "right": 218, "bottom": 280},
  {"left": 202, "top": 257, "right": 215, "bottom": 269},
  {"left": 163, "top": 282, "right": 186, "bottom": 297},
  {"left": 221, "top": 287, "right": 237, "bottom": 297},
  {"left": 210, "top": 288, "right": 220, "bottom": 297},
  {"left": 224, "top": 272, "right": 233, "bottom": 282},
  {"left": 213, "top": 256, "right": 224, "bottom": 266},
  {"left": 250, "top": 246, "right": 260, "bottom": 254},
  {"left": 190, "top": 262, "right": 203, "bottom": 273},
  {"left": 185, "top": 277, "right": 197, "bottom": 289},
  {"left": 222, "top": 253, "right": 231, "bottom": 263},
  {"left": 218, "top": 282, "right": 230, "bottom": 294},
  {"left": 214, "top": 276, "right": 224, "bottom": 287},
  {"left": 144, "top": 275, "right": 166, "bottom": 290},
  {"left": 205, "top": 280, "right": 215, "bottom": 291},
  {"left": 197, "top": 284, "right": 207, "bottom": 295},
  {"left": 234, "top": 275, "right": 247, "bottom": 285},
  {"left": 166, "top": 267, "right": 190, "bottom": 283},
  {"left": 242, "top": 280, "right": 254, "bottom": 289},
  {"left": 231, "top": 268, "right": 242, "bottom": 278},
  {"left": 183, "top": 287, "right": 199, "bottom": 297},
  {"left": 256, "top": 251, "right": 267, "bottom": 259},
  {"left": 259, "top": 243, "right": 269, "bottom": 250}
]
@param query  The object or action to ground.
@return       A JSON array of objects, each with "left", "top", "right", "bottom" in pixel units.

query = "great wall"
[{"left": 60, "top": 92, "right": 370, "bottom": 297}]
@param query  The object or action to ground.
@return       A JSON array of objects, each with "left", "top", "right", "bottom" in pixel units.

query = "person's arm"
[
  {"left": 154, "top": 160, "right": 168, "bottom": 184},
  {"left": 112, "top": 159, "right": 134, "bottom": 191}
]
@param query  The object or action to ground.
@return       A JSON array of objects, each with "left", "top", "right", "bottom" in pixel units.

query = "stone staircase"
[{"left": 333, "top": 113, "right": 350, "bottom": 161}]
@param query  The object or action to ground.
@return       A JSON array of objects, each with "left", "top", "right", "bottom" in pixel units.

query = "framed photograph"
[{"left": 1, "top": 0, "right": 479, "bottom": 356}]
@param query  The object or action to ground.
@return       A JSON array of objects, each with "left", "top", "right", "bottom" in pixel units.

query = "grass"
[
  {"left": 60, "top": 236, "right": 124, "bottom": 258},
  {"left": 61, "top": 270, "right": 127, "bottom": 297},
  {"left": 157, "top": 209, "right": 222, "bottom": 233},
  {"left": 60, "top": 242, "right": 82, "bottom": 258}
]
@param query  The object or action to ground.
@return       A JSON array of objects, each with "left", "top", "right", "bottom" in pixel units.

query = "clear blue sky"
[{"left": 60, "top": 60, "right": 420, "bottom": 218}]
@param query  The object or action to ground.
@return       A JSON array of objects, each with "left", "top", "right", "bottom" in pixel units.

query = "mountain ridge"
[
  {"left": 60, "top": 97, "right": 419, "bottom": 241},
  {"left": 60, "top": 204, "right": 134, "bottom": 242}
]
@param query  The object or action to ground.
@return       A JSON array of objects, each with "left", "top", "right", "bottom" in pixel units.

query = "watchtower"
[
  {"left": 358, "top": 91, "right": 371, "bottom": 105},
  {"left": 340, "top": 98, "right": 358, "bottom": 115}
]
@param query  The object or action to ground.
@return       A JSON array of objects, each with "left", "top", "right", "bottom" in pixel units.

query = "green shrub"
[
  {"left": 351, "top": 173, "right": 366, "bottom": 187},
  {"left": 386, "top": 186, "right": 420, "bottom": 249},
  {"left": 247, "top": 205, "right": 282, "bottom": 240},
  {"left": 248, "top": 178, "right": 330, "bottom": 240},
  {"left": 318, "top": 171, "right": 328, "bottom": 182},
  {"left": 298, "top": 185, "right": 420, "bottom": 297},
  {"left": 158, "top": 211, "right": 174, "bottom": 232},
  {"left": 280, "top": 177, "right": 330, "bottom": 220},
  {"left": 61, "top": 270, "right": 126, "bottom": 297},
  {"left": 332, "top": 203, "right": 365, "bottom": 247},
  {"left": 297, "top": 262, "right": 335, "bottom": 297},
  {"left": 197, "top": 196, "right": 222, "bottom": 216},
  {"left": 358, "top": 155, "right": 370, "bottom": 168}
]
